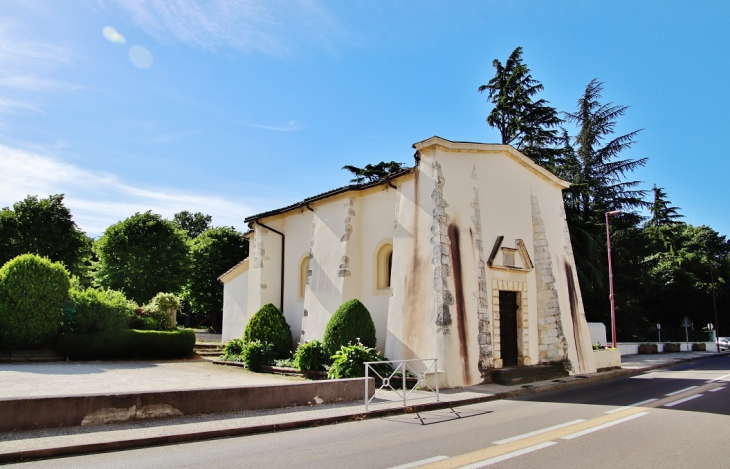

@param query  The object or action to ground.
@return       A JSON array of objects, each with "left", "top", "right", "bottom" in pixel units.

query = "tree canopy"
[
  {"left": 94, "top": 211, "right": 190, "bottom": 304},
  {"left": 182, "top": 226, "right": 249, "bottom": 330},
  {"left": 173, "top": 211, "right": 213, "bottom": 238},
  {"left": 479, "top": 46, "right": 562, "bottom": 167},
  {"left": 0, "top": 194, "right": 92, "bottom": 281},
  {"left": 342, "top": 161, "right": 406, "bottom": 184}
]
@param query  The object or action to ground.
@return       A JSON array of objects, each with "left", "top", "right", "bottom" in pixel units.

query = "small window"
[
  {"left": 376, "top": 243, "right": 394, "bottom": 290},
  {"left": 299, "top": 256, "right": 309, "bottom": 300}
]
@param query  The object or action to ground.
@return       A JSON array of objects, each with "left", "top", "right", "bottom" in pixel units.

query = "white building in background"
[{"left": 219, "top": 137, "right": 596, "bottom": 388}]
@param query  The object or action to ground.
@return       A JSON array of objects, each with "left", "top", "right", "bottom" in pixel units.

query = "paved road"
[{"left": 14, "top": 356, "right": 730, "bottom": 468}]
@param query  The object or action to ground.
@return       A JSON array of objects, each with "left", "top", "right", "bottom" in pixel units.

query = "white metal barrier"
[{"left": 364, "top": 358, "right": 439, "bottom": 411}]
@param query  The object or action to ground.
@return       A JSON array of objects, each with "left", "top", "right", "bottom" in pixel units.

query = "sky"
[{"left": 1, "top": 0, "right": 728, "bottom": 238}]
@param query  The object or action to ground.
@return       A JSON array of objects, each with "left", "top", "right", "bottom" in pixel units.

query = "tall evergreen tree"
[
  {"left": 342, "top": 161, "right": 406, "bottom": 184},
  {"left": 478, "top": 47, "right": 562, "bottom": 167},
  {"left": 646, "top": 184, "right": 683, "bottom": 227},
  {"left": 561, "top": 80, "right": 648, "bottom": 323}
]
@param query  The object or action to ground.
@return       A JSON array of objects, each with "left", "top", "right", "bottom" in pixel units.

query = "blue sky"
[{"left": 1, "top": 1, "right": 728, "bottom": 237}]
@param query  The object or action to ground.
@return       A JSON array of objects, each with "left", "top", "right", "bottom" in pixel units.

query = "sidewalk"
[{"left": 1, "top": 351, "right": 725, "bottom": 463}]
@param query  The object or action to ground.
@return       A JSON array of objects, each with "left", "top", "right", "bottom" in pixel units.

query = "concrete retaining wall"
[
  {"left": 1, "top": 378, "right": 373, "bottom": 432},
  {"left": 616, "top": 341, "right": 715, "bottom": 356}
]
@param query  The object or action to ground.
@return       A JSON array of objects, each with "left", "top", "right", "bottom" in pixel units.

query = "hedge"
[
  {"left": 323, "top": 299, "right": 376, "bottom": 358},
  {"left": 70, "top": 287, "right": 137, "bottom": 334},
  {"left": 55, "top": 328, "right": 196, "bottom": 360}
]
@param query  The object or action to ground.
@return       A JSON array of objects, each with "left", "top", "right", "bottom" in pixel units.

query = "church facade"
[{"left": 220, "top": 136, "right": 596, "bottom": 388}]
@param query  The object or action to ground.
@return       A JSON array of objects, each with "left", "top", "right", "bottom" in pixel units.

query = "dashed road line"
[
  {"left": 604, "top": 398, "right": 657, "bottom": 414},
  {"left": 388, "top": 456, "right": 450, "bottom": 469},
  {"left": 492, "top": 420, "right": 586, "bottom": 444},
  {"left": 665, "top": 386, "right": 698, "bottom": 396},
  {"left": 663, "top": 394, "right": 703, "bottom": 407},
  {"left": 561, "top": 412, "right": 650, "bottom": 440},
  {"left": 709, "top": 387, "right": 725, "bottom": 392},
  {"left": 459, "top": 442, "right": 557, "bottom": 468}
]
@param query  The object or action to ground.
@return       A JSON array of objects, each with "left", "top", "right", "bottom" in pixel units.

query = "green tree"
[
  {"left": 646, "top": 185, "right": 683, "bottom": 228},
  {"left": 342, "top": 161, "right": 406, "bottom": 184},
  {"left": 561, "top": 80, "right": 648, "bottom": 321},
  {"left": 182, "top": 226, "right": 248, "bottom": 331},
  {"left": 478, "top": 46, "right": 562, "bottom": 167},
  {"left": 0, "top": 195, "right": 92, "bottom": 281},
  {"left": 173, "top": 211, "right": 212, "bottom": 239},
  {"left": 94, "top": 211, "right": 190, "bottom": 305}
]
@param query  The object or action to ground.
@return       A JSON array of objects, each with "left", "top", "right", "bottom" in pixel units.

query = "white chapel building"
[{"left": 219, "top": 137, "right": 596, "bottom": 388}]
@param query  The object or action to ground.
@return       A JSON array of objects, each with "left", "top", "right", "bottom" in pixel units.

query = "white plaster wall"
[
  {"left": 248, "top": 222, "right": 283, "bottom": 313},
  {"left": 300, "top": 194, "right": 352, "bottom": 343},
  {"left": 221, "top": 269, "right": 249, "bottom": 343},
  {"left": 356, "top": 186, "right": 397, "bottom": 353},
  {"left": 588, "top": 322, "right": 608, "bottom": 346},
  {"left": 385, "top": 165, "right": 444, "bottom": 368},
  {"left": 280, "top": 209, "right": 313, "bottom": 345}
]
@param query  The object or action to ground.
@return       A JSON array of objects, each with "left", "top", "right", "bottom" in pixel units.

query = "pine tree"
[{"left": 478, "top": 47, "right": 562, "bottom": 167}]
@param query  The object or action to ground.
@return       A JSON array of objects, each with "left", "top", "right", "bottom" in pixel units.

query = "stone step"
[
  {"left": 0, "top": 350, "right": 64, "bottom": 362},
  {"left": 194, "top": 343, "right": 223, "bottom": 350},
  {"left": 195, "top": 350, "right": 223, "bottom": 357},
  {"left": 490, "top": 363, "right": 569, "bottom": 386}
]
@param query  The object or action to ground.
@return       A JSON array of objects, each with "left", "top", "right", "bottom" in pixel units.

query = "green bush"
[
  {"left": 129, "top": 293, "right": 179, "bottom": 331},
  {"left": 70, "top": 287, "right": 137, "bottom": 333},
  {"left": 322, "top": 299, "right": 376, "bottom": 358},
  {"left": 243, "top": 303, "right": 292, "bottom": 359},
  {"left": 0, "top": 254, "right": 70, "bottom": 349},
  {"left": 241, "top": 340, "right": 274, "bottom": 371},
  {"left": 55, "top": 328, "right": 196, "bottom": 360},
  {"left": 222, "top": 338, "right": 244, "bottom": 360},
  {"left": 327, "top": 342, "right": 392, "bottom": 379},
  {"left": 294, "top": 339, "right": 327, "bottom": 371}
]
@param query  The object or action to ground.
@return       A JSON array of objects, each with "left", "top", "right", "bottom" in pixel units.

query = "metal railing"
[{"left": 364, "top": 358, "right": 439, "bottom": 411}]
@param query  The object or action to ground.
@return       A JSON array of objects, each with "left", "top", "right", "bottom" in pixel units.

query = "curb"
[{"left": 2, "top": 352, "right": 726, "bottom": 464}]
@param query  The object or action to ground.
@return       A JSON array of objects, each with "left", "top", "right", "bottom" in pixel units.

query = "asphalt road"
[{"left": 13, "top": 356, "right": 730, "bottom": 469}]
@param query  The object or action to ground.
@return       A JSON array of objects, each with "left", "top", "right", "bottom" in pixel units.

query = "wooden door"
[{"left": 499, "top": 291, "right": 519, "bottom": 367}]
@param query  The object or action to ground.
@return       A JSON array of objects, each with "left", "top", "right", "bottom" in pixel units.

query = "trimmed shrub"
[
  {"left": 130, "top": 293, "right": 179, "bottom": 331},
  {"left": 241, "top": 340, "right": 274, "bottom": 371},
  {"left": 243, "top": 303, "right": 292, "bottom": 359},
  {"left": 222, "top": 338, "right": 244, "bottom": 361},
  {"left": 70, "top": 287, "right": 137, "bottom": 333},
  {"left": 327, "top": 342, "right": 392, "bottom": 379},
  {"left": 0, "top": 254, "right": 70, "bottom": 349},
  {"left": 55, "top": 328, "right": 196, "bottom": 360},
  {"left": 294, "top": 339, "right": 327, "bottom": 371},
  {"left": 322, "top": 299, "right": 376, "bottom": 358}
]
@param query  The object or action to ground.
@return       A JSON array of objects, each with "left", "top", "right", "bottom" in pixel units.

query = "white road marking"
[
  {"left": 458, "top": 442, "right": 557, "bottom": 468},
  {"left": 604, "top": 398, "right": 658, "bottom": 414},
  {"left": 388, "top": 455, "right": 449, "bottom": 468},
  {"left": 706, "top": 372, "right": 730, "bottom": 383},
  {"left": 665, "top": 386, "right": 699, "bottom": 396},
  {"left": 561, "top": 412, "right": 650, "bottom": 440},
  {"left": 492, "top": 419, "right": 586, "bottom": 444},
  {"left": 663, "top": 394, "right": 703, "bottom": 407},
  {"left": 709, "top": 387, "right": 725, "bottom": 392}
]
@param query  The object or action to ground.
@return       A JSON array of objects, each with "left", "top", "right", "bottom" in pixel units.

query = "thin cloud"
[
  {"left": 0, "top": 144, "right": 256, "bottom": 236},
  {"left": 0, "top": 76, "right": 82, "bottom": 92},
  {"left": 0, "top": 98, "right": 41, "bottom": 114},
  {"left": 99, "top": 0, "right": 342, "bottom": 56},
  {"left": 243, "top": 120, "right": 303, "bottom": 132}
]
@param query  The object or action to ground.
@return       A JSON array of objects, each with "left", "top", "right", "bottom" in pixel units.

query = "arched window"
[
  {"left": 376, "top": 243, "right": 394, "bottom": 290},
  {"left": 299, "top": 256, "right": 309, "bottom": 300}
]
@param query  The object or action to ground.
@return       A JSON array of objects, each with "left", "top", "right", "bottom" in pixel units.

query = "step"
[
  {"left": 195, "top": 350, "right": 223, "bottom": 357},
  {"left": 491, "top": 363, "right": 569, "bottom": 386},
  {"left": 0, "top": 350, "right": 64, "bottom": 362},
  {"left": 194, "top": 343, "right": 223, "bottom": 350}
]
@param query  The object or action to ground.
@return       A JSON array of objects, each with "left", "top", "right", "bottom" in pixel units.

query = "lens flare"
[
  {"left": 129, "top": 45, "right": 153, "bottom": 69},
  {"left": 102, "top": 26, "right": 126, "bottom": 45}
]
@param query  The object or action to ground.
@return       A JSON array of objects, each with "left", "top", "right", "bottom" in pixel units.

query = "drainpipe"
[{"left": 255, "top": 221, "right": 285, "bottom": 311}]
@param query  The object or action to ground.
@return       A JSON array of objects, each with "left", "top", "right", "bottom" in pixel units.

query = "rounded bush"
[
  {"left": 241, "top": 340, "right": 274, "bottom": 371},
  {"left": 294, "top": 339, "right": 327, "bottom": 371},
  {"left": 322, "top": 299, "right": 376, "bottom": 358},
  {"left": 70, "top": 287, "right": 137, "bottom": 333},
  {"left": 327, "top": 343, "right": 391, "bottom": 379},
  {"left": 0, "top": 254, "right": 70, "bottom": 349},
  {"left": 222, "top": 338, "right": 244, "bottom": 360},
  {"left": 243, "top": 303, "right": 292, "bottom": 359}
]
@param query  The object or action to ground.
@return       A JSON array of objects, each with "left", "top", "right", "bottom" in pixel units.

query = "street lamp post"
[
  {"left": 606, "top": 210, "right": 622, "bottom": 348},
  {"left": 711, "top": 262, "right": 720, "bottom": 352}
]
